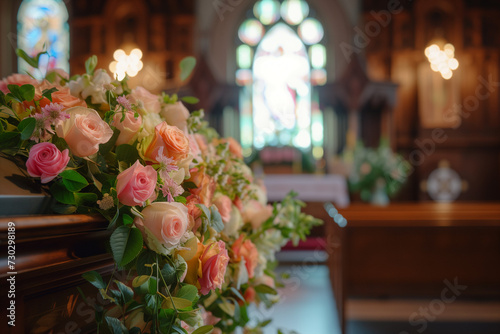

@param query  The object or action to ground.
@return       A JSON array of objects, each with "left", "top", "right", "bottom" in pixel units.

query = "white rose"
[
  {"left": 134, "top": 202, "right": 189, "bottom": 254},
  {"left": 223, "top": 205, "right": 242, "bottom": 237},
  {"left": 160, "top": 101, "right": 190, "bottom": 133},
  {"left": 139, "top": 112, "right": 163, "bottom": 139}
]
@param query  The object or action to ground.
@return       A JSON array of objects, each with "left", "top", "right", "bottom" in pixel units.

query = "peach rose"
[
  {"left": 55, "top": 107, "right": 113, "bottom": 157},
  {"left": 186, "top": 194, "right": 203, "bottom": 232},
  {"left": 116, "top": 160, "right": 157, "bottom": 207},
  {"left": 37, "top": 83, "right": 87, "bottom": 110},
  {"left": 0, "top": 74, "right": 38, "bottom": 93},
  {"left": 130, "top": 86, "right": 161, "bottom": 114},
  {"left": 213, "top": 193, "right": 232, "bottom": 224},
  {"left": 242, "top": 200, "right": 273, "bottom": 230},
  {"left": 160, "top": 101, "right": 190, "bottom": 133},
  {"left": 134, "top": 202, "right": 189, "bottom": 253},
  {"left": 26, "top": 142, "right": 70, "bottom": 183},
  {"left": 232, "top": 235, "right": 258, "bottom": 278},
  {"left": 190, "top": 174, "right": 216, "bottom": 208},
  {"left": 223, "top": 137, "right": 243, "bottom": 159},
  {"left": 243, "top": 287, "right": 256, "bottom": 304},
  {"left": 112, "top": 111, "right": 142, "bottom": 145},
  {"left": 199, "top": 241, "right": 229, "bottom": 295},
  {"left": 144, "top": 122, "right": 190, "bottom": 162}
]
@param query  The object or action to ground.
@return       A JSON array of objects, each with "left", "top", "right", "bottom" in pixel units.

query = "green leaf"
[
  {"left": 218, "top": 299, "right": 235, "bottom": 316},
  {"left": 136, "top": 250, "right": 156, "bottom": 276},
  {"left": 110, "top": 226, "right": 143, "bottom": 267},
  {"left": 16, "top": 49, "right": 39, "bottom": 68},
  {"left": 99, "top": 127, "right": 120, "bottom": 156},
  {"left": 254, "top": 284, "right": 278, "bottom": 295},
  {"left": 116, "top": 144, "right": 140, "bottom": 166},
  {"left": 82, "top": 271, "right": 106, "bottom": 290},
  {"left": 85, "top": 55, "right": 98, "bottom": 76},
  {"left": 148, "top": 277, "right": 158, "bottom": 295},
  {"left": 60, "top": 169, "right": 89, "bottom": 192},
  {"left": 18, "top": 117, "right": 36, "bottom": 141},
  {"left": 196, "top": 204, "right": 211, "bottom": 221},
  {"left": 75, "top": 192, "right": 98, "bottom": 205},
  {"left": 123, "top": 214, "right": 134, "bottom": 226},
  {"left": 161, "top": 263, "right": 177, "bottom": 287},
  {"left": 209, "top": 205, "right": 224, "bottom": 232},
  {"left": 0, "top": 132, "right": 20, "bottom": 149},
  {"left": 132, "top": 275, "right": 150, "bottom": 288},
  {"left": 52, "top": 203, "right": 77, "bottom": 214},
  {"left": 42, "top": 87, "right": 58, "bottom": 102},
  {"left": 162, "top": 297, "right": 193, "bottom": 310},
  {"left": 20, "top": 84, "right": 35, "bottom": 101},
  {"left": 50, "top": 182, "right": 75, "bottom": 205},
  {"left": 180, "top": 96, "right": 199, "bottom": 104},
  {"left": 179, "top": 57, "right": 196, "bottom": 82},
  {"left": 176, "top": 284, "right": 198, "bottom": 302},
  {"left": 114, "top": 280, "right": 134, "bottom": 305},
  {"left": 174, "top": 196, "right": 187, "bottom": 204},
  {"left": 105, "top": 316, "right": 128, "bottom": 334},
  {"left": 230, "top": 287, "right": 245, "bottom": 303},
  {"left": 191, "top": 325, "right": 214, "bottom": 334}
]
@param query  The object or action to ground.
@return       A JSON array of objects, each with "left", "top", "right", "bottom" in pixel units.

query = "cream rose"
[
  {"left": 160, "top": 102, "right": 190, "bottom": 133},
  {"left": 55, "top": 106, "right": 113, "bottom": 157},
  {"left": 134, "top": 202, "right": 189, "bottom": 254}
]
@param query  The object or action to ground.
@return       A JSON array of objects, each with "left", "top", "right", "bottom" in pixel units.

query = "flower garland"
[{"left": 0, "top": 51, "right": 322, "bottom": 334}]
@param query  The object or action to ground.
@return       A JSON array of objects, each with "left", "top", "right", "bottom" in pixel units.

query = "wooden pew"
[{"left": 325, "top": 203, "right": 500, "bottom": 333}]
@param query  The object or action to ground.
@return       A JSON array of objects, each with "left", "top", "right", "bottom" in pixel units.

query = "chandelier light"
[
  {"left": 424, "top": 43, "right": 459, "bottom": 80},
  {"left": 109, "top": 48, "right": 143, "bottom": 81}
]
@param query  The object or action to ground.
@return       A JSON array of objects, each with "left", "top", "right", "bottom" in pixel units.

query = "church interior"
[{"left": 1, "top": 0, "right": 500, "bottom": 333}]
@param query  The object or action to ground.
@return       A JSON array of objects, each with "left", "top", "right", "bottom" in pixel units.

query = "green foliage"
[
  {"left": 116, "top": 144, "right": 140, "bottom": 166},
  {"left": 16, "top": 49, "right": 47, "bottom": 69},
  {"left": 85, "top": 55, "right": 98, "bottom": 76},
  {"left": 18, "top": 117, "right": 36, "bottom": 140},
  {"left": 82, "top": 271, "right": 106, "bottom": 290},
  {"left": 110, "top": 226, "right": 143, "bottom": 267},
  {"left": 179, "top": 57, "right": 196, "bottom": 81},
  {"left": 60, "top": 170, "right": 89, "bottom": 192},
  {"left": 181, "top": 96, "right": 199, "bottom": 104}
]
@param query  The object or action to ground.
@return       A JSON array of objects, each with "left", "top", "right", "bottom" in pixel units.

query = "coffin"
[{"left": 0, "top": 214, "right": 112, "bottom": 333}]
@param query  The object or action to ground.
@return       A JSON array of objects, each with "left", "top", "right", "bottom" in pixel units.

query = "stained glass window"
[
  {"left": 17, "top": 0, "right": 69, "bottom": 78},
  {"left": 236, "top": 0, "right": 327, "bottom": 158}
]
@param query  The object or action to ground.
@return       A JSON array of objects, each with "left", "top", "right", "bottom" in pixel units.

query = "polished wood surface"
[
  {"left": 0, "top": 214, "right": 113, "bottom": 334},
  {"left": 325, "top": 202, "right": 500, "bottom": 334}
]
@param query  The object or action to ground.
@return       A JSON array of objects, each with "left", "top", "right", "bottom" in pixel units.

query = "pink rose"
[
  {"left": 26, "top": 142, "right": 70, "bottom": 183},
  {"left": 116, "top": 160, "right": 157, "bottom": 207},
  {"left": 213, "top": 194, "right": 232, "bottom": 224},
  {"left": 160, "top": 102, "right": 190, "bottom": 133},
  {"left": 112, "top": 111, "right": 142, "bottom": 145},
  {"left": 232, "top": 235, "right": 258, "bottom": 278},
  {"left": 0, "top": 74, "right": 38, "bottom": 93},
  {"left": 55, "top": 107, "right": 113, "bottom": 157},
  {"left": 130, "top": 86, "right": 161, "bottom": 114},
  {"left": 134, "top": 202, "right": 189, "bottom": 253},
  {"left": 199, "top": 240, "right": 229, "bottom": 295}
]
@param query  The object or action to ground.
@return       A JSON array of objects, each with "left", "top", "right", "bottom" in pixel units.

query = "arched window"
[
  {"left": 237, "top": 0, "right": 327, "bottom": 160},
  {"left": 17, "top": 0, "right": 69, "bottom": 78}
]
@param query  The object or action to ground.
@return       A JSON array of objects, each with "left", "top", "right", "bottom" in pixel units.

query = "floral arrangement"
[
  {"left": 0, "top": 50, "right": 322, "bottom": 334},
  {"left": 346, "top": 140, "right": 410, "bottom": 204}
]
